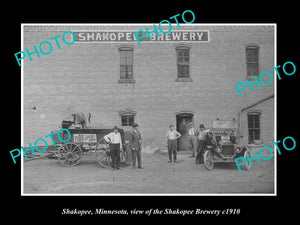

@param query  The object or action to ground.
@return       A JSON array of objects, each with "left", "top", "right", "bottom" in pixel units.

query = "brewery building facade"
[{"left": 23, "top": 24, "right": 275, "bottom": 151}]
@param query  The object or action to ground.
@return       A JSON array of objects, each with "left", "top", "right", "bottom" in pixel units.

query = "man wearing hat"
[
  {"left": 130, "top": 123, "right": 143, "bottom": 169},
  {"left": 196, "top": 124, "right": 209, "bottom": 164},
  {"left": 188, "top": 122, "right": 198, "bottom": 158},
  {"left": 104, "top": 126, "right": 123, "bottom": 170}
]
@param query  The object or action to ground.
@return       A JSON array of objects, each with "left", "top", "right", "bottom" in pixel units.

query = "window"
[
  {"left": 121, "top": 115, "right": 134, "bottom": 126},
  {"left": 176, "top": 46, "right": 191, "bottom": 79},
  {"left": 248, "top": 112, "right": 261, "bottom": 144},
  {"left": 119, "top": 109, "right": 136, "bottom": 127},
  {"left": 118, "top": 46, "right": 134, "bottom": 82},
  {"left": 246, "top": 46, "right": 259, "bottom": 76}
]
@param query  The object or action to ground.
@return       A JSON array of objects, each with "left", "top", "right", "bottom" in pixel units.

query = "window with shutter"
[
  {"left": 118, "top": 46, "right": 135, "bottom": 83},
  {"left": 246, "top": 46, "right": 259, "bottom": 77},
  {"left": 176, "top": 48, "right": 190, "bottom": 78},
  {"left": 247, "top": 112, "right": 262, "bottom": 144},
  {"left": 175, "top": 45, "right": 192, "bottom": 82}
]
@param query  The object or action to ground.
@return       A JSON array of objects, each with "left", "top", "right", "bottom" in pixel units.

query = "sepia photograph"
[{"left": 21, "top": 24, "right": 276, "bottom": 195}]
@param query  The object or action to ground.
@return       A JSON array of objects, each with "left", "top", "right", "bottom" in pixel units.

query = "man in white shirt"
[
  {"left": 104, "top": 126, "right": 123, "bottom": 170},
  {"left": 196, "top": 124, "right": 209, "bottom": 164},
  {"left": 188, "top": 122, "right": 198, "bottom": 158},
  {"left": 166, "top": 125, "right": 181, "bottom": 163}
]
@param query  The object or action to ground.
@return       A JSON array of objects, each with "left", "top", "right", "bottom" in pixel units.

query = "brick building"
[{"left": 22, "top": 24, "right": 275, "bottom": 151}]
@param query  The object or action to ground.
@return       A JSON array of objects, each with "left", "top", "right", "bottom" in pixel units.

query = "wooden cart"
[{"left": 54, "top": 128, "right": 128, "bottom": 168}]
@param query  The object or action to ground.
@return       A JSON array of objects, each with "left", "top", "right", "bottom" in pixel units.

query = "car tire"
[
  {"left": 204, "top": 150, "right": 214, "bottom": 170},
  {"left": 243, "top": 150, "right": 251, "bottom": 170}
]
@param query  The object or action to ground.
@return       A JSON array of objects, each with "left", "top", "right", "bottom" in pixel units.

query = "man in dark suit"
[{"left": 131, "top": 123, "right": 142, "bottom": 169}]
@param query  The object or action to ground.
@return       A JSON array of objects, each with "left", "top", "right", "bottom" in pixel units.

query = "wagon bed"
[{"left": 53, "top": 128, "right": 128, "bottom": 168}]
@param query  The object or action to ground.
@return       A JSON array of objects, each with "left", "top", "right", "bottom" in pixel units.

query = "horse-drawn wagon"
[{"left": 53, "top": 127, "right": 128, "bottom": 167}]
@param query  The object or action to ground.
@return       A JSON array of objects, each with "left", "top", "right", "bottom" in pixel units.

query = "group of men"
[
  {"left": 104, "top": 121, "right": 210, "bottom": 170},
  {"left": 104, "top": 123, "right": 142, "bottom": 170},
  {"left": 166, "top": 122, "right": 210, "bottom": 164}
]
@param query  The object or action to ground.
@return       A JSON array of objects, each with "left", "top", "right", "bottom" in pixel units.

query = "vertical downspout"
[{"left": 237, "top": 110, "right": 242, "bottom": 145}]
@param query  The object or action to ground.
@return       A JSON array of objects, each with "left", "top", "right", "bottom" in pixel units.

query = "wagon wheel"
[
  {"left": 120, "top": 147, "right": 128, "bottom": 164},
  {"left": 57, "top": 142, "right": 82, "bottom": 167},
  {"left": 94, "top": 138, "right": 112, "bottom": 168},
  {"left": 244, "top": 150, "right": 251, "bottom": 170},
  {"left": 204, "top": 150, "right": 214, "bottom": 170}
]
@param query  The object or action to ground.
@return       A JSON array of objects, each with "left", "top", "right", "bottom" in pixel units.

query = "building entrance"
[{"left": 176, "top": 113, "right": 194, "bottom": 151}]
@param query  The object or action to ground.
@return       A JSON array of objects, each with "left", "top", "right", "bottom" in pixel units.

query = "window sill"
[
  {"left": 118, "top": 79, "right": 136, "bottom": 83},
  {"left": 245, "top": 75, "right": 257, "bottom": 81},
  {"left": 247, "top": 142, "right": 263, "bottom": 147},
  {"left": 175, "top": 77, "right": 193, "bottom": 82}
]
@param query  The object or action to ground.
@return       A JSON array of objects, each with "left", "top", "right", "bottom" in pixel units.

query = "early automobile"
[{"left": 202, "top": 121, "right": 251, "bottom": 171}]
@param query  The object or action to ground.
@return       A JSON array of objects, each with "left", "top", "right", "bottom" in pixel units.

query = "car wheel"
[
  {"left": 244, "top": 150, "right": 251, "bottom": 170},
  {"left": 204, "top": 150, "right": 214, "bottom": 170}
]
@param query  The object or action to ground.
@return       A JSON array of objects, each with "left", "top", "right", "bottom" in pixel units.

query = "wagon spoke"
[
  {"left": 60, "top": 146, "right": 68, "bottom": 154},
  {"left": 64, "top": 143, "right": 70, "bottom": 152},
  {"left": 67, "top": 143, "right": 73, "bottom": 152},
  {"left": 73, "top": 149, "right": 81, "bottom": 156},
  {"left": 94, "top": 138, "right": 111, "bottom": 168},
  {"left": 102, "top": 154, "right": 111, "bottom": 167},
  {"left": 95, "top": 149, "right": 111, "bottom": 168},
  {"left": 104, "top": 156, "right": 109, "bottom": 165},
  {"left": 58, "top": 143, "right": 82, "bottom": 167},
  {"left": 72, "top": 145, "right": 80, "bottom": 153},
  {"left": 73, "top": 151, "right": 82, "bottom": 159}
]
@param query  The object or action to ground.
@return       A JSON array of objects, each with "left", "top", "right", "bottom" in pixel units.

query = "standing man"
[
  {"left": 131, "top": 123, "right": 142, "bottom": 169},
  {"left": 196, "top": 124, "right": 209, "bottom": 164},
  {"left": 104, "top": 126, "right": 123, "bottom": 170},
  {"left": 166, "top": 125, "right": 181, "bottom": 163},
  {"left": 179, "top": 118, "right": 188, "bottom": 135},
  {"left": 188, "top": 122, "right": 198, "bottom": 158}
]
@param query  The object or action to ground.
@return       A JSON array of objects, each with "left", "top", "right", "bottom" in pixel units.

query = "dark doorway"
[{"left": 176, "top": 113, "right": 194, "bottom": 151}]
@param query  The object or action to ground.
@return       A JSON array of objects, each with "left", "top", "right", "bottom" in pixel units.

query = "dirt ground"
[{"left": 23, "top": 150, "right": 274, "bottom": 194}]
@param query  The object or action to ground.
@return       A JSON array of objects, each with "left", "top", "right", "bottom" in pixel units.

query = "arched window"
[
  {"left": 247, "top": 111, "right": 261, "bottom": 144},
  {"left": 245, "top": 45, "right": 260, "bottom": 77},
  {"left": 119, "top": 109, "right": 137, "bottom": 127}
]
